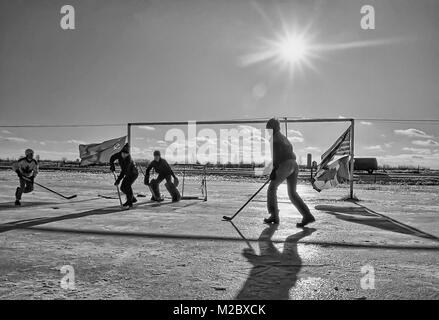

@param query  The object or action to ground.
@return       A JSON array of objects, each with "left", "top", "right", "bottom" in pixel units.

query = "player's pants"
[
  {"left": 267, "top": 159, "right": 312, "bottom": 219},
  {"left": 155, "top": 174, "right": 173, "bottom": 185},
  {"left": 120, "top": 173, "right": 138, "bottom": 202},
  {"left": 165, "top": 182, "right": 181, "bottom": 202},
  {"left": 151, "top": 174, "right": 180, "bottom": 201},
  {"left": 152, "top": 174, "right": 173, "bottom": 195},
  {"left": 16, "top": 177, "right": 34, "bottom": 200}
]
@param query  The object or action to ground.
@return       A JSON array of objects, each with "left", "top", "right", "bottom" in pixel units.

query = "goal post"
[{"left": 127, "top": 118, "right": 356, "bottom": 200}]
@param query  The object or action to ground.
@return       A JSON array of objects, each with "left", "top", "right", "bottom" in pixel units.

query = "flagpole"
[
  {"left": 349, "top": 119, "right": 355, "bottom": 199},
  {"left": 127, "top": 123, "right": 131, "bottom": 151}
]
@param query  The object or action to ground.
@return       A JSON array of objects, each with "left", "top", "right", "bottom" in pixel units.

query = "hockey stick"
[
  {"left": 22, "top": 176, "right": 77, "bottom": 200},
  {"left": 222, "top": 179, "right": 270, "bottom": 221},
  {"left": 98, "top": 194, "right": 119, "bottom": 199},
  {"left": 112, "top": 171, "right": 123, "bottom": 207}
]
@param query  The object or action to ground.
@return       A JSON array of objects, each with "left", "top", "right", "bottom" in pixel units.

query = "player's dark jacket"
[
  {"left": 12, "top": 157, "right": 39, "bottom": 178},
  {"left": 145, "top": 158, "right": 175, "bottom": 178},
  {"left": 272, "top": 131, "right": 296, "bottom": 167},
  {"left": 109, "top": 152, "right": 138, "bottom": 181}
]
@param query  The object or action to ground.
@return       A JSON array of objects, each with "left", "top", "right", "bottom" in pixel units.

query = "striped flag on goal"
[
  {"left": 311, "top": 125, "right": 353, "bottom": 192},
  {"left": 320, "top": 126, "right": 352, "bottom": 163}
]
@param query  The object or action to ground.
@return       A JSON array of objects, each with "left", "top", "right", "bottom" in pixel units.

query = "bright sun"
[
  {"left": 240, "top": 27, "right": 316, "bottom": 78},
  {"left": 276, "top": 34, "right": 309, "bottom": 65},
  {"left": 270, "top": 31, "right": 314, "bottom": 76},
  {"left": 240, "top": 7, "right": 398, "bottom": 78}
]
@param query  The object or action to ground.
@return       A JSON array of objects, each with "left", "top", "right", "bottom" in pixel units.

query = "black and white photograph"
[{"left": 0, "top": 0, "right": 438, "bottom": 308}]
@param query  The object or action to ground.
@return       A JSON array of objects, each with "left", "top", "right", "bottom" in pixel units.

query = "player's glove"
[{"left": 144, "top": 175, "right": 150, "bottom": 186}]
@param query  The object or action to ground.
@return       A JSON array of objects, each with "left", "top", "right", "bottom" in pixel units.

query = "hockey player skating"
[
  {"left": 110, "top": 143, "right": 139, "bottom": 208},
  {"left": 144, "top": 150, "right": 181, "bottom": 202},
  {"left": 265, "top": 118, "right": 315, "bottom": 227},
  {"left": 12, "top": 149, "right": 39, "bottom": 206}
]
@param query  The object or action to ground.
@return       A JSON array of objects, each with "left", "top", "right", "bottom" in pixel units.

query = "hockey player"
[
  {"left": 265, "top": 118, "right": 315, "bottom": 227},
  {"left": 144, "top": 150, "right": 180, "bottom": 202},
  {"left": 110, "top": 143, "right": 139, "bottom": 207},
  {"left": 12, "top": 149, "right": 39, "bottom": 206}
]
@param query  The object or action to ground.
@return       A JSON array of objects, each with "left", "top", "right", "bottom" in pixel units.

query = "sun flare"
[
  {"left": 240, "top": 27, "right": 317, "bottom": 78},
  {"left": 240, "top": 16, "right": 401, "bottom": 79},
  {"left": 275, "top": 33, "right": 310, "bottom": 66}
]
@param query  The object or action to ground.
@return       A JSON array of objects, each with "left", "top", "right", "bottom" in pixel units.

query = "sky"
[{"left": 0, "top": 0, "right": 438, "bottom": 168}]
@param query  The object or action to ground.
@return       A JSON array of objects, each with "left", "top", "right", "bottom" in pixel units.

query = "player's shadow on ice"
[
  {"left": 0, "top": 205, "right": 127, "bottom": 233},
  {"left": 236, "top": 226, "right": 316, "bottom": 300},
  {"left": 315, "top": 204, "right": 439, "bottom": 242}
]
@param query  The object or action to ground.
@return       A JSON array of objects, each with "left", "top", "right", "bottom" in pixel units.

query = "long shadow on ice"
[
  {"left": 0, "top": 205, "right": 128, "bottom": 233},
  {"left": 236, "top": 226, "right": 316, "bottom": 300},
  {"left": 0, "top": 198, "right": 194, "bottom": 234},
  {"left": 315, "top": 204, "right": 439, "bottom": 242}
]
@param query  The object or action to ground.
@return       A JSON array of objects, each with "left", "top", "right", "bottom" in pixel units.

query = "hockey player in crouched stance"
[
  {"left": 12, "top": 149, "right": 39, "bottom": 206},
  {"left": 144, "top": 150, "right": 181, "bottom": 202}
]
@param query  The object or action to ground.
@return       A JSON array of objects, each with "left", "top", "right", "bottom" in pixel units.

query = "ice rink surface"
[{"left": 0, "top": 171, "right": 438, "bottom": 299}]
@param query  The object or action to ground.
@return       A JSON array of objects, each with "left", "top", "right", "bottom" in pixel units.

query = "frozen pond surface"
[{"left": 0, "top": 171, "right": 438, "bottom": 299}]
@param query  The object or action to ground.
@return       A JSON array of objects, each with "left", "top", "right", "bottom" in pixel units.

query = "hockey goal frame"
[{"left": 127, "top": 118, "right": 355, "bottom": 200}]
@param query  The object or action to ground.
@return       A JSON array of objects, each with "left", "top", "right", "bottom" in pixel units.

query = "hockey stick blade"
[{"left": 98, "top": 194, "right": 118, "bottom": 199}]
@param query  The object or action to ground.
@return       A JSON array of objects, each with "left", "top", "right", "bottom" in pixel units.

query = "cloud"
[
  {"left": 39, "top": 139, "right": 60, "bottom": 144},
  {"left": 138, "top": 125, "right": 156, "bottom": 131},
  {"left": 67, "top": 139, "right": 87, "bottom": 145},
  {"left": 412, "top": 139, "right": 439, "bottom": 147},
  {"left": 1, "top": 136, "right": 28, "bottom": 143},
  {"left": 2, "top": 130, "right": 12, "bottom": 134},
  {"left": 402, "top": 147, "right": 432, "bottom": 155},
  {"left": 288, "top": 136, "right": 304, "bottom": 143},
  {"left": 364, "top": 145, "right": 383, "bottom": 151},
  {"left": 360, "top": 121, "right": 373, "bottom": 126},
  {"left": 394, "top": 128, "right": 433, "bottom": 139},
  {"left": 384, "top": 142, "right": 393, "bottom": 148},
  {"left": 288, "top": 129, "right": 303, "bottom": 137},
  {"left": 287, "top": 129, "right": 304, "bottom": 143}
]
